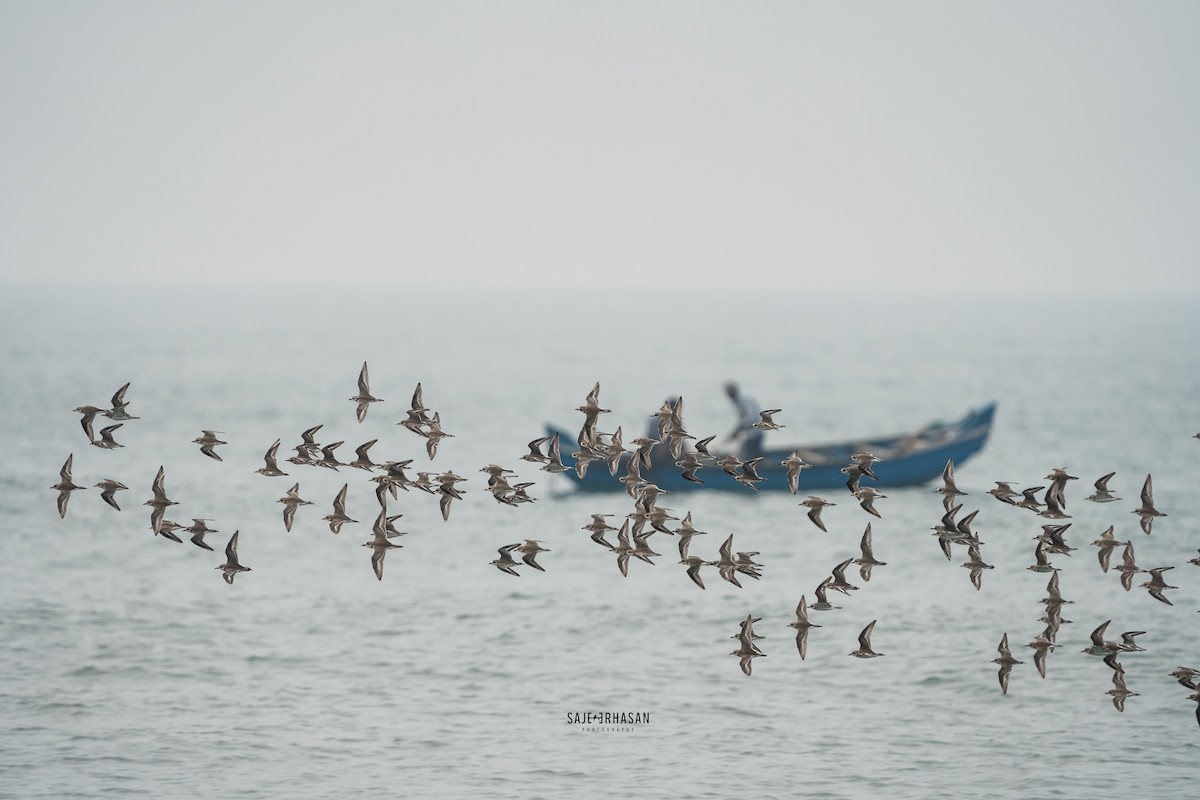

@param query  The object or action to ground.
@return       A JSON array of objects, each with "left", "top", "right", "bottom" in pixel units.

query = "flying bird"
[
  {"left": 993, "top": 633, "right": 1024, "bottom": 695},
  {"left": 51, "top": 454, "right": 86, "bottom": 518},
  {"left": 216, "top": 530, "right": 251, "bottom": 584},
  {"left": 849, "top": 620, "right": 883, "bottom": 658},
  {"left": 349, "top": 361, "right": 383, "bottom": 423},
  {"left": 1132, "top": 474, "right": 1166, "bottom": 535},
  {"left": 94, "top": 478, "right": 128, "bottom": 511},
  {"left": 256, "top": 439, "right": 288, "bottom": 477},
  {"left": 193, "top": 430, "right": 227, "bottom": 461}
]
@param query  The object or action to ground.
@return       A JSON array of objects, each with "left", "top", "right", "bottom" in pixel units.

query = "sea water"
[{"left": 1, "top": 285, "right": 1198, "bottom": 798}]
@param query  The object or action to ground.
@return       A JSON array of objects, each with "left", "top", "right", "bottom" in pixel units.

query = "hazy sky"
[{"left": 2, "top": 2, "right": 1198, "bottom": 291}]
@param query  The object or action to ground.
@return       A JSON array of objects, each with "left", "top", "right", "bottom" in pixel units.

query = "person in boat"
[{"left": 724, "top": 381, "right": 764, "bottom": 459}]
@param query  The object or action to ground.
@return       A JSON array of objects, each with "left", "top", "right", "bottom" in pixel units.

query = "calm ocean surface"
[{"left": 1, "top": 285, "right": 1198, "bottom": 798}]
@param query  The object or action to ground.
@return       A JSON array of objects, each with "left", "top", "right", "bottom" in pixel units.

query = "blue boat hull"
[{"left": 547, "top": 403, "right": 996, "bottom": 493}]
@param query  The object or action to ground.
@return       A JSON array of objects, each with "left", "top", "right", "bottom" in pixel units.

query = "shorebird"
[
  {"left": 1025, "top": 634, "right": 1057, "bottom": 678},
  {"left": 800, "top": 496, "right": 835, "bottom": 532},
  {"left": 849, "top": 620, "right": 883, "bottom": 658},
  {"left": 613, "top": 520, "right": 634, "bottom": 577},
  {"left": 808, "top": 577, "right": 842, "bottom": 611},
  {"left": 570, "top": 439, "right": 603, "bottom": 479},
  {"left": 674, "top": 512, "right": 707, "bottom": 560},
  {"left": 576, "top": 382, "right": 611, "bottom": 438},
  {"left": 1082, "top": 620, "right": 1123, "bottom": 657},
  {"left": 74, "top": 405, "right": 107, "bottom": 443},
  {"left": 962, "top": 544, "right": 994, "bottom": 590},
  {"left": 91, "top": 424, "right": 124, "bottom": 450},
  {"left": 854, "top": 486, "right": 886, "bottom": 518},
  {"left": 693, "top": 435, "right": 718, "bottom": 465},
  {"left": 480, "top": 464, "right": 515, "bottom": 486},
  {"left": 631, "top": 531, "right": 662, "bottom": 565},
  {"left": 583, "top": 514, "right": 618, "bottom": 548},
  {"left": 715, "top": 533, "right": 742, "bottom": 588},
  {"left": 735, "top": 457, "right": 765, "bottom": 491},
  {"left": 752, "top": 409, "right": 785, "bottom": 430},
  {"left": 277, "top": 483, "right": 313, "bottom": 532},
  {"left": 412, "top": 472, "right": 437, "bottom": 494},
  {"left": 143, "top": 466, "right": 179, "bottom": 533},
  {"left": 193, "top": 430, "right": 226, "bottom": 461},
  {"left": 93, "top": 478, "right": 128, "bottom": 511},
  {"left": 348, "top": 440, "right": 380, "bottom": 471},
  {"left": 1132, "top": 474, "right": 1166, "bottom": 534},
  {"left": 1027, "top": 540, "right": 1060, "bottom": 574},
  {"left": 628, "top": 505, "right": 676, "bottom": 537},
  {"left": 515, "top": 540, "right": 551, "bottom": 572},
  {"left": 1040, "top": 603, "right": 1071, "bottom": 641},
  {"left": 735, "top": 614, "right": 764, "bottom": 646},
  {"left": 1115, "top": 542, "right": 1147, "bottom": 591},
  {"left": 680, "top": 555, "right": 715, "bottom": 589},
  {"left": 841, "top": 463, "right": 871, "bottom": 495},
  {"left": 603, "top": 426, "right": 628, "bottom": 476},
  {"left": 955, "top": 509, "right": 982, "bottom": 544},
  {"left": 541, "top": 432, "right": 570, "bottom": 474},
  {"left": 490, "top": 543, "right": 522, "bottom": 576},
  {"left": 1169, "top": 666, "right": 1199, "bottom": 690},
  {"left": 781, "top": 451, "right": 812, "bottom": 495},
  {"left": 676, "top": 450, "right": 705, "bottom": 484},
  {"left": 1118, "top": 630, "right": 1147, "bottom": 652},
  {"left": 1087, "top": 472, "right": 1120, "bottom": 503},
  {"left": 1090, "top": 526, "right": 1128, "bottom": 573},
  {"left": 788, "top": 597, "right": 821, "bottom": 660},
  {"left": 510, "top": 482, "right": 536, "bottom": 505},
  {"left": 993, "top": 633, "right": 1024, "bottom": 694},
  {"left": 849, "top": 450, "right": 883, "bottom": 477},
  {"left": 255, "top": 439, "right": 288, "bottom": 477},
  {"left": 937, "top": 458, "right": 967, "bottom": 509},
  {"left": 650, "top": 399, "right": 676, "bottom": 443},
  {"left": 288, "top": 425, "right": 323, "bottom": 465},
  {"left": 362, "top": 509, "right": 402, "bottom": 580},
  {"left": 987, "top": 481, "right": 1020, "bottom": 505},
  {"left": 1037, "top": 488, "right": 1071, "bottom": 520},
  {"left": 663, "top": 426, "right": 696, "bottom": 462},
  {"left": 216, "top": 530, "right": 251, "bottom": 584},
  {"left": 734, "top": 551, "right": 763, "bottom": 582},
  {"left": 730, "top": 642, "right": 763, "bottom": 676},
  {"left": 1188, "top": 690, "right": 1200, "bottom": 729},
  {"left": 51, "top": 454, "right": 86, "bottom": 518},
  {"left": 313, "top": 441, "right": 344, "bottom": 470},
  {"left": 1107, "top": 671, "right": 1138, "bottom": 712},
  {"left": 1141, "top": 566, "right": 1177, "bottom": 605},
  {"left": 398, "top": 382, "right": 432, "bottom": 436},
  {"left": 105, "top": 382, "right": 138, "bottom": 421},
  {"left": 1044, "top": 468, "right": 1077, "bottom": 511},
  {"left": 349, "top": 361, "right": 383, "bottom": 423},
  {"left": 930, "top": 503, "right": 965, "bottom": 560},
  {"left": 1016, "top": 486, "right": 1045, "bottom": 512},
  {"left": 634, "top": 481, "right": 668, "bottom": 513},
  {"left": 1036, "top": 523, "right": 1074, "bottom": 555},
  {"left": 828, "top": 558, "right": 860, "bottom": 596},
  {"left": 520, "top": 436, "right": 551, "bottom": 464},
  {"left": 630, "top": 437, "right": 659, "bottom": 472},
  {"left": 182, "top": 518, "right": 218, "bottom": 551},
  {"left": 1040, "top": 570, "right": 1073, "bottom": 607},
  {"left": 383, "top": 513, "right": 406, "bottom": 538},
  {"left": 853, "top": 523, "right": 887, "bottom": 582},
  {"left": 153, "top": 519, "right": 184, "bottom": 543},
  {"left": 322, "top": 484, "right": 358, "bottom": 534},
  {"left": 585, "top": 524, "right": 615, "bottom": 550},
  {"left": 436, "top": 473, "right": 466, "bottom": 521}
]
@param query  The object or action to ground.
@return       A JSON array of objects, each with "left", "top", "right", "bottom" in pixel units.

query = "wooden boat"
[{"left": 546, "top": 402, "right": 996, "bottom": 493}]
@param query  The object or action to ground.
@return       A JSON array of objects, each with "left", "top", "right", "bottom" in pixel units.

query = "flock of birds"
[{"left": 50, "top": 367, "right": 1200, "bottom": 728}]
